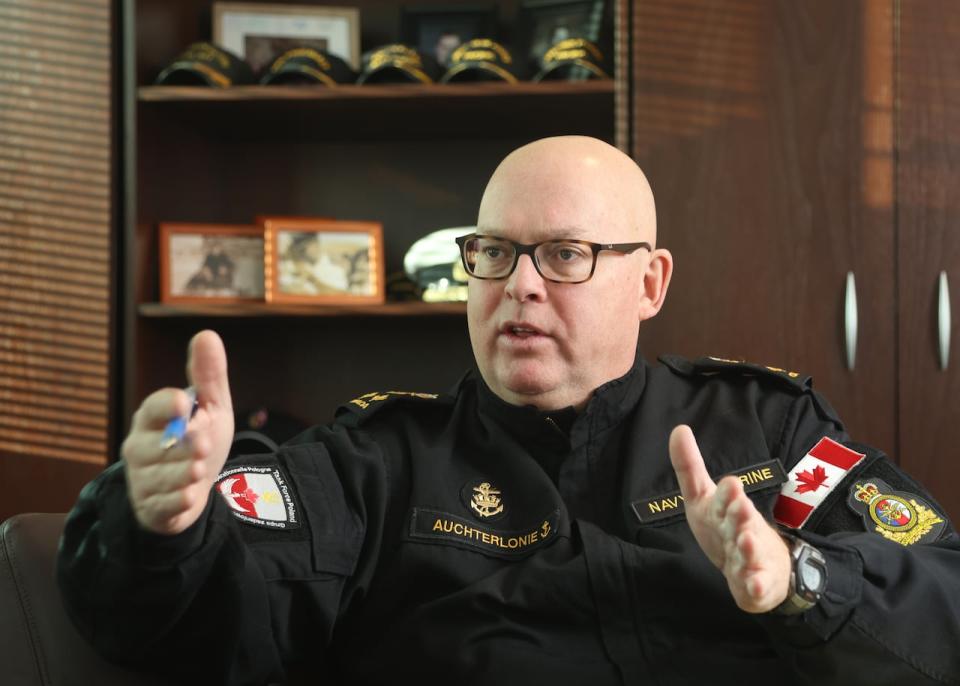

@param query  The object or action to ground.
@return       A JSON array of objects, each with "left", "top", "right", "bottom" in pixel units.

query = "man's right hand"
[{"left": 121, "top": 330, "right": 235, "bottom": 535}]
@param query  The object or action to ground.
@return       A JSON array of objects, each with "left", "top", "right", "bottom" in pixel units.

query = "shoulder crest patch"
[
  {"left": 215, "top": 465, "right": 301, "bottom": 530},
  {"left": 847, "top": 478, "right": 946, "bottom": 545}
]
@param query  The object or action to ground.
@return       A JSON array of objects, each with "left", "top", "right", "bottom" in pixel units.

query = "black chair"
[{"left": 0, "top": 513, "right": 176, "bottom": 686}]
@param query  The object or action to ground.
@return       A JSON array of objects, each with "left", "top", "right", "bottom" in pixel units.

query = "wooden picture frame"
[
  {"left": 212, "top": 2, "right": 361, "bottom": 72},
  {"left": 517, "top": 0, "right": 605, "bottom": 72},
  {"left": 159, "top": 223, "right": 265, "bottom": 303},
  {"left": 263, "top": 218, "right": 385, "bottom": 305},
  {"left": 400, "top": 4, "right": 498, "bottom": 66}
]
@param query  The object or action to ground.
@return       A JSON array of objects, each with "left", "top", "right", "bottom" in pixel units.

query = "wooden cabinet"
[
  {"left": 897, "top": 0, "right": 960, "bottom": 525},
  {"left": 123, "top": 1, "right": 615, "bottom": 435},
  {"left": 623, "top": 0, "right": 960, "bottom": 522}
]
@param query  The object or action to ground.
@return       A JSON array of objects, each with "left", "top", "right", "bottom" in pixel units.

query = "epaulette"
[
  {"left": 335, "top": 389, "right": 454, "bottom": 426},
  {"left": 658, "top": 354, "right": 812, "bottom": 393}
]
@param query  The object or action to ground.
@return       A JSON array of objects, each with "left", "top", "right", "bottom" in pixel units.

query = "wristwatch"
[{"left": 774, "top": 534, "right": 828, "bottom": 615}]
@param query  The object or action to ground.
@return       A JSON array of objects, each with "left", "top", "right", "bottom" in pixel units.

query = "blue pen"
[{"left": 160, "top": 386, "right": 197, "bottom": 450}]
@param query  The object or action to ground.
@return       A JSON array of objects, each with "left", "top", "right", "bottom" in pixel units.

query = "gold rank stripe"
[
  {"left": 632, "top": 459, "right": 787, "bottom": 525},
  {"left": 409, "top": 508, "right": 560, "bottom": 559}
]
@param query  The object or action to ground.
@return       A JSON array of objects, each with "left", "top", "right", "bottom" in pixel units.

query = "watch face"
[{"left": 799, "top": 560, "right": 825, "bottom": 592}]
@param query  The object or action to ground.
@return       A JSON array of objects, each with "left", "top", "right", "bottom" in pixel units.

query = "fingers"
[
  {"left": 186, "top": 330, "right": 232, "bottom": 411},
  {"left": 129, "top": 450, "right": 207, "bottom": 502},
  {"left": 124, "top": 402, "right": 211, "bottom": 465},
  {"left": 134, "top": 483, "right": 207, "bottom": 530},
  {"left": 130, "top": 387, "right": 193, "bottom": 433},
  {"left": 669, "top": 424, "right": 716, "bottom": 502}
]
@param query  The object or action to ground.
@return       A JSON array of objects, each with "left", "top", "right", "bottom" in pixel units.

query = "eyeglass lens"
[{"left": 461, "top": 236, "right": 594, "bottom": 282}]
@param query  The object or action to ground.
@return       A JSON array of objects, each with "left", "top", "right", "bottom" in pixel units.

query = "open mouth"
[{"left": 499, "top": 321, "right": 549, "bottom": 342}]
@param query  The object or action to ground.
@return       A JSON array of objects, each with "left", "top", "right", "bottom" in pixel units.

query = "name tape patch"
[
  {"left": 632, "top": 459, "right": 787, "bottom": 524},
  {"left": 215, "top": 465, "right": 301, "bottom": 530},
  {"left": 409, "top": 508, "right": 559, "bottom": 558}
]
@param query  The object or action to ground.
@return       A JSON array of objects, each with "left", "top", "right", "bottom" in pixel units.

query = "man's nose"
[{"left": 504, "top": 254, "right": 547, "bottom": 302}]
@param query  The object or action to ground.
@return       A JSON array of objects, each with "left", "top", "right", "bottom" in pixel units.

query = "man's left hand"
[{"left": 668, "top": 424, "right": 791, "bottom": 613}]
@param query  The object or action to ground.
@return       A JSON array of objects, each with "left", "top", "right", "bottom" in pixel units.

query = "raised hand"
[
  {"left": 668, "top": 424, "right": 791, "bottom": 613},
  {"left": 121, "top": 330, "right": 235, "bottom": 535}
]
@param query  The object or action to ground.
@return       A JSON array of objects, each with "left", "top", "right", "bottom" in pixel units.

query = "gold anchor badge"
[
  {"left": 471, "top": 482, "right": 504, "bottom": 518},
  {"left": 540, "top": 520, "right": 551, "bottom": 538}
]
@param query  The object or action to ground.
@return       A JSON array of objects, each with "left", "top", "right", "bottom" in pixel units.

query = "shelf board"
[
  {"left": 139, "top": 301, "right": 467, "bottom": 318},
  {"left": 136, "top": 81, "right": 615, "bottom": 140},
  {"left": 138, "top": 80, "right": 613, "bottom": 102}
]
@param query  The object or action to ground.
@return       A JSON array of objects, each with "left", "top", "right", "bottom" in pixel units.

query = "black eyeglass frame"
[{"left": 454, "top": 233, "right": 652, "bottom": 284}]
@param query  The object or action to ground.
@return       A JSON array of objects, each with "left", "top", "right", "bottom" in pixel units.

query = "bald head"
[
  {"left": 478, "top": 135, "right": 656, "bottom": 245},
  {"left": 467, "top": 135, "right": 672, "bottom": 411}
]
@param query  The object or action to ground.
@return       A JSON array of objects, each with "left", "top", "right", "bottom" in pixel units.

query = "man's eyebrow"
[{"left": 477, "top": 226, "right": 592, "bottom": 240}]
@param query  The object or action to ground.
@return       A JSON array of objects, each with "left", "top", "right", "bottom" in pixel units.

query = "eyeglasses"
[{"left": 454, "top": 233, "right": 651, "bottom": 284}]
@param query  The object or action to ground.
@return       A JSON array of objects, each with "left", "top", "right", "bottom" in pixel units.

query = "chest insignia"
[
  {"left": 847, "top": 478, "right": 945, "bottom": 546},
  {"left": 470, "top": 482, "right": 504, "bottom": 518}
]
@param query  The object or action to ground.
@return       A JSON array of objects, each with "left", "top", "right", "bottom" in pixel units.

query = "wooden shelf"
[
  {"left": 139, "top": 301, "right": 467, "bottom": 318},
  {"left": 136, "top": 81, "right": 615, "bottom": 140},
  {"left": 139, "top": 81, "right": 614, "bottom": 102}
]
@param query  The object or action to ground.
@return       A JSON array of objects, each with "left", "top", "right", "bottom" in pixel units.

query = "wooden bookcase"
[{"left": 122, "top": 0, "right": 616, "bottom": 437}]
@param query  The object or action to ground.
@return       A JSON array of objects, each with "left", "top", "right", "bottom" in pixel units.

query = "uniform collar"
[{"left": 466, "top": 352, "right": 648, "bottom": 454}]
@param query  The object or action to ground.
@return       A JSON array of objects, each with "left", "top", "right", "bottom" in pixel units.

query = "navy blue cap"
[
  {"left": 260, "top": 47, "right": 357, "bottom": 86},
  {"left": 155, "top": 42, "right": 255, "bottom": 87},
  {"left": 357, "top": 44, "right": 441, "bottom": 84},
  {"left": 440, "top": 38, "right": 517, "bottom": 83},
  {"left": 533, "top": 38, "right": 610, "bottom": 82}
]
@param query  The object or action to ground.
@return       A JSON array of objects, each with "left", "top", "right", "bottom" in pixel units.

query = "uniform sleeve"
[
  {"left": 757, "top": 392, "right": 960, "bottom": 684},
  {"left": 56, "top": 424, "right": 391, "bottom": 686}
]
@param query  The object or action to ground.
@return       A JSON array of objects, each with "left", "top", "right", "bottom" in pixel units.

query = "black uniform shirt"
[{"left": 57, "top": 354, "right": 960, "bottom": 685}]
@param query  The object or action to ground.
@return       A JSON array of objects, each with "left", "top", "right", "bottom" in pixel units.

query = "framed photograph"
[
  {"left": 160, "top": 223, "right": 265, "bottom": 303},
  {"left": 263, "top": 218, "right": 385, "bottom": 305},
  {"left": 401, "top": 5, "right": 498, "bottom": 66},
  {"left": 212, "top": 3, "right": 361, "bottom": 73},
  {"left": 517, "top": 0, "right": 605, "bottom": 70}
]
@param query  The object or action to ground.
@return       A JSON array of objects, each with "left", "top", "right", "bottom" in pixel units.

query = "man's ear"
[{"left": 638, "top": 248, "right": 673, "bottom": 321}]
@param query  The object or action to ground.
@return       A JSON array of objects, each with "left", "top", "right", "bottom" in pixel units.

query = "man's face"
[{"left": 467, "top": 157, "right": 649, "bottom": 410}]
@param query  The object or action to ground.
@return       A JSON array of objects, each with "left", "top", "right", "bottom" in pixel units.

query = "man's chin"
[{"left": 496, "top": 375, "right": 569, "bottom": 409}]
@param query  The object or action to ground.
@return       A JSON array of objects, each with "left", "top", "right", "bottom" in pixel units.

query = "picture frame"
[
  {"left": 263, "top": 218, "right": 385, "bottom": 305},
  {"left": 159, "top": 223, "right": 265, "bottom": 304},
  {"left": 517, "top": 0, "right": 605, "bottom": 72},
  {"left": 212, "top": 2, "right": 361, "bottom": 73},
  {"left": 400, "top": 4, "right": 498, "bottom": 66}
]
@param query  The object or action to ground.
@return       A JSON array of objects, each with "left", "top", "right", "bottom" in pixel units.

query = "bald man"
[{"left": 59, "top": 137, "right": 960, "bottom": 685}]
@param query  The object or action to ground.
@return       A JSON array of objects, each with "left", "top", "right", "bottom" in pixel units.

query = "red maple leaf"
[{"left": 794, "top": 465, "right": 829, "bottom": 494}]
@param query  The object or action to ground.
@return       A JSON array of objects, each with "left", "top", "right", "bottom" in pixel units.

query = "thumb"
[
  {"left": 669, "top": 424, "right": 716, "bottom": 502},
  {"left": 186, "top": 329, "right": 232, "bottom": 409}
]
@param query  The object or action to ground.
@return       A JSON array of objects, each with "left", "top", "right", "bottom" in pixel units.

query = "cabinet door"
[
  {"left": 622, "top": 0, "right": 897, "bottom": 456},
  {"left": 898, "top": 0, "right": 960, "bottom": 522}
]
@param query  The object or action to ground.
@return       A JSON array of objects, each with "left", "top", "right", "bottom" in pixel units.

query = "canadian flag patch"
[
  {"left": 774, "top": 437, "right": 865, "bottom": 529},
  {"left": 215, "top": 465, "right": 300, "bottom": 529}
]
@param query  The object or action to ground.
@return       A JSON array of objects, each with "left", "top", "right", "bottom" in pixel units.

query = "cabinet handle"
[
  {"left": 844, "top": 271, "right": 857, "bottom": 371},
  {"left": 939, "top": 270, "right": 951, "bottom": 370}
]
